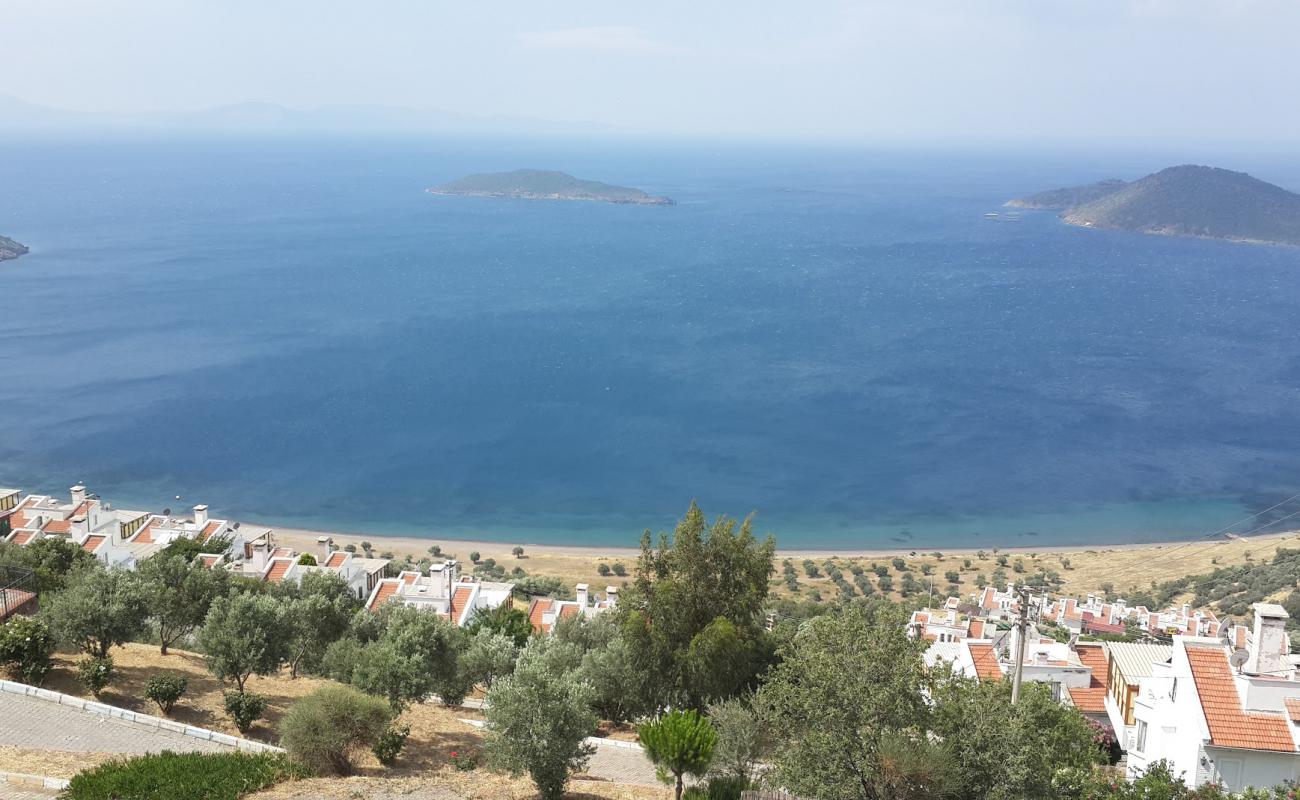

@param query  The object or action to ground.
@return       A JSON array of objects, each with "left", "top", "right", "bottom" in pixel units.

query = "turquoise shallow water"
[{"left": 1, "top": 136, "right": 1298, "bottom": 548}]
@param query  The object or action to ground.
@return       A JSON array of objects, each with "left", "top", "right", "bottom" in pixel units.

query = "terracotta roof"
[
  {"left": 1186, "top": 644, "right": 1296, "bottom": 752},
  {"left": 969, "top": 619, "right": 986, "bottom": 639},
  {"left": 1067, "top": 644, "right": 1110, "bottom": 713},
  {"left": 265, "top": 558, "right": 293, "bottom": 583},
  {"left": 81, "top": 535, "right": 106, "bottom": 553},
  {"left": 528, "top": 598, "right": 554, "bottom": 632},
  {"left": 271, "top": 547, "right": 294, "bottom": 558},
  {"left": 1285, "top": 699, "right": 1300, "bottom": 724},
  {"left": 368, "top": 579, "right": 400, "bottom": 612},
  {"left": 199, "top": 554, "right": 221, "bottom": 567},
  {"left": 449, "top": 586, "right": 473, "bottom": 623},
  {"left": 401, "top": 572, "right": 418, "bottom": 585},
  {"left": 42, "top": 519, "right": 71, "bottom": 535},
  {"left": 968, "top": 642, "right": 1002, "bottom": 682},
  {"left": 559, "top": 604, "right": 579, "bottom": 621},
  {"left": 198, "top": 521, "right": 222, "bottom": 542},
  {"left": 133, "top": 521, "right": 157, "bottom": 544},
  {"left": 325, "top": 552, "right": 348, "bottom": 569},
  {"left": 12, "top": 531, "right": 35, "bottom": 545}
]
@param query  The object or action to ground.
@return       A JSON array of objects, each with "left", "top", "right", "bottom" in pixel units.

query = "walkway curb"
[
  {"left": 0, "top": 679, "right": 283, "bottom": 754},
  {"left": 0, "top": 771, "right": 70, "bottom": 791}
]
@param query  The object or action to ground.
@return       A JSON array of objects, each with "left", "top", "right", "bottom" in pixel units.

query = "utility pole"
[{"left": 1011, "top": 584, "right": 1031, "bottom": 705}]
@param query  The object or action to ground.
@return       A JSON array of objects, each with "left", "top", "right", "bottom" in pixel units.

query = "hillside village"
[{"left": 3, "top": 483, "right": 1300, "bottom": 798}]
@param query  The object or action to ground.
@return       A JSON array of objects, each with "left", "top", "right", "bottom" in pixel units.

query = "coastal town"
[{"left": 4, "top": 481, "right": 1300, "bottom": 798}]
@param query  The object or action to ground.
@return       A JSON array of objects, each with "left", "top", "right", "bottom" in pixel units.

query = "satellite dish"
[
  {"left": 233, "top": 522, "right": 241, "bottom": 530},
  {"left": 162, "top": 508, "right": 171, "bottom": 517},
  {"left": 1229, "top": 649, "right": 1250, "bottom": 672}
]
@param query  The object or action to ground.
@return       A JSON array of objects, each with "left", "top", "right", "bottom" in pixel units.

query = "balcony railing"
[{"left": 0, "top": 565, "right": 38, "bottom": 621}]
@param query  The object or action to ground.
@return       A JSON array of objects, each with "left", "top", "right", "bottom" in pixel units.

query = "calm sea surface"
[{"left": 2, "top": 136, "right": 1299, "bottom": 548}]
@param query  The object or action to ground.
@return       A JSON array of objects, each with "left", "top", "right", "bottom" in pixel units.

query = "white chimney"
[
  {"left": 316, "top": 535, "right": 333, "bottom": 562},
  {"left": 251, "top": 538, "right": 271, "bottom": 573},
  {"left": 575, "top": 583, "right": 590, "bottom": 611},
  {"left": 605, "top": 586, "right": 619, "bottom": 608},
  {"left": 194, "top": 504, "right": 209, "bottom": 528},
  {"left": 1245, "top": 603, "right": 1290, "bottom": 677},
  {"left": 70, "top": 485, "right": 87, "bottom": 507}
]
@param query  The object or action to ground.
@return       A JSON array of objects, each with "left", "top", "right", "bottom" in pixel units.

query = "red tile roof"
[
  {"left": 12, "top": 531, "right": 35, "bottom": 545},
  {"left": 1186, "top": 644, "right": 1295, "bottom": 752},
  {"left": 42, "top": 519, "right": 71, "bottom": 535},
  {"left": 401, "top": 572, "right": 418, "bottom": 585},
  {"left": 325, "top": 552, "right": 348, "bottom": 569},
  {"left": 81, "top": 535, "right": 106, "bottom": 553},
  {"left": 134, "top": 520, "right": 157, "bottom": 544},
  {"left": 198, "top": 521, "right": 222, "bottom": 542},
  {"left": 271, "top": 547, "right": 294, "bottom": 558},
  {"left": 449, "top": 586, "right": 473, "bottom": 623},
  {"left": 368, "top": 579, "right": 400, "bottom": 612},
  {"left": 968, "top": 642, "right": 1002, "bottom": 682},
  {"left": 265, "top": 559, "right": 293, "bottom": 583},
  {"left": 528, "top": 598, "right": 554, "bottom": 632},
  {"left": 1067, "top": 644, "right": 1110, "bottom": 714},
  {"left": 968, "top": 619, "right": 986, "bottom": 639},
  {"left": 1285, "top": 699, "right": 1300, "bottom": 723},
  {"left": 199, "top": 554, "right": 221, "bottom": 567}
]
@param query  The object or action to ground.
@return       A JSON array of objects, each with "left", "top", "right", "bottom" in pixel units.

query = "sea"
[{"left": 2, "top": 134, "right": 1299, "bottom": 550}]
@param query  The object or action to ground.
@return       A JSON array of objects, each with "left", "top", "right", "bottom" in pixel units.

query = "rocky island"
[
  {"left": 0, "top": 235, "right": 28, "bottom": 262},
  {"left": 1009, "top": 165, "right": 1300, "bottom": 246},
  {"left": 428, "top": 169, "right": 674, "bottom": 205}
]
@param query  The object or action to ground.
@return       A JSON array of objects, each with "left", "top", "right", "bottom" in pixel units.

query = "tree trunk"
[{"left": 675, "top": 773, "right": 683, "bottom": 800}]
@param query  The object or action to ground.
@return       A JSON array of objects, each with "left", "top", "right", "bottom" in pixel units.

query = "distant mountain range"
[
  {"left": 1009, "top": 165, "right": 1300, "bottom": 246},
  {"left": 0, "top": 94, "right": 610, "bottom": 137},
  {"left": 0, "top": 235, "right": 28, "bottom": 262},
  {"left": 429, "top": 170, "right": 674, "bottom": 205}
]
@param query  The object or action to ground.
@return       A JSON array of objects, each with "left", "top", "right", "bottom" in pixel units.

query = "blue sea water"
[{"left": 2, "top": 135, "right": 1299, "bottom": 549}]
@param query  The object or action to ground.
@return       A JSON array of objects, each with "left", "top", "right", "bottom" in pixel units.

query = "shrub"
[
  {"left": 469, "top": 551, "right": 480, "bottom": 563},
  {"left": 297, "top": 553, "right": 317, "bottom": 566},
  {"left": 512, "top": 546, "right": 525, "bottom": 558},
  {"left": 281, "top": 684, "right": 392, "bottom": 775},
  {"left": 597, "top": 563, "right": 611, "bottom": 576},
  {"left": 143, "top": 674, "right": 188, "bottom": 715},
  {"left": 0, "top": 615, "right": 55, "bottom": 684},
  {"left": 450, "top": 748, "right": 479, "bottom": 770},
  {"left": 62, "top": 751, "right": 304, "bottom": 800},
  {"left": 223, "top": 690, "right": 268, "bottom": 734},
  {"left": 372, "top": 723, "right": 410, "bottom": 767},
  {"left": 684, "top": 776, "right": 749, "bottom": 800},
  {"left": 891, "top": 557, "right": 907, "bottom": 571},
  {"left": 78, "top": 655, "right": 113, "bottom": 697},
  {"left": 612, "top": 562, "right": 627, "bottom": 576}
]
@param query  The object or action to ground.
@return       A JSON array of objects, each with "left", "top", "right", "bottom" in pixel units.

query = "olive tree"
[
  {"left": 484, "top": 638, "right": 597, "bottom": 800},
  {"left": 43, "top": 567, "right": 150, "bottom": 658},
  {"left": 138, "top": 554, "right": 228, "bottom": 654},
  {"left": 198, "top": 593, "right": 289, "bottom": 692}
]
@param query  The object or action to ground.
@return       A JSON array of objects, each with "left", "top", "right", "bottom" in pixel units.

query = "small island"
[
  {"left": 0, "top": 235, "right": 28, "bottom": 262},
  {"left": 428, "top": 169, "right": 673, "bottom": 206},
  {"left": 1008, "top": 165, "right": 1300, "bottom": 246}
]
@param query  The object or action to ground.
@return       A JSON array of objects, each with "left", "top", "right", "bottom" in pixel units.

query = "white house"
[
  {"left": 527, "top": 583, "right": 619, "bottom": 634},
  {"left": 1128, "top": 604, "right": 1300, "bottom": 792},
  {"left": 364, "top": 559, "right": 514, "bottom": 626}
]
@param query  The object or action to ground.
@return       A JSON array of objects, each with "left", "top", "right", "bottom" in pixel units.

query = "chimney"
[
  {"left": 316, "top": 536, "right": 333, "bottom": 563},
  {"left": 70, "top": 485, "right": 87, "bottom": 507},
  {"left": 576, "top": 583, "right": 589, "bottom": 610},
  {"left": 194, "top": 504, "right": 209, "bottom": 528},
  {"left": 251, "top": 537, "right": 271, "bottom": 573},
  {"left": 1245, "top": 603, "right": 1290, "bottom": 677},
  {"left": 605, "top": 586, "right": 619, "bottom": 608}
]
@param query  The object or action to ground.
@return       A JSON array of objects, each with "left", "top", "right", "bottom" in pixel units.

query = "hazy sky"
[{"left": 2, "top": 0, "right": 1298, "bottom": 144}]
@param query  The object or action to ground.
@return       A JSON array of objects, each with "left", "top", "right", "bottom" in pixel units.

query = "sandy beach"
[{"left": 264, "top": 521, "right": 1300, "bottom": 598}]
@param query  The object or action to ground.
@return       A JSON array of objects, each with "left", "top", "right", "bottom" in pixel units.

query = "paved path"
[
  {"left": 0, "top": 785, "right": 59, "bottom": 800},
  {"left": 0, "top": 694, "right": 228, "bottom": 755},
  {"left": 583, "top": 738, "right": 660, "bottom": 786}
]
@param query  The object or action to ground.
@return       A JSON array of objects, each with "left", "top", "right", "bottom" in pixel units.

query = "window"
[{"left": 1135, "top": 720, "right": 1149, "bottom": 752}]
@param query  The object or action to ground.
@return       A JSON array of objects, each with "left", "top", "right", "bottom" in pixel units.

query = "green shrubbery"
[
  {"left": 0, "top": 614, "right": 55, "bottom": 684},
  {"left": 144, "top": 674, "right": 188, "bottom": 714},
  {"left": 223, "top": 690, "right": 268, "bottom": 734},
  {"left": 63, "top": 751, "right": 304, "bottom": 800},
  {"left": 371, "top": 723, "right": 410, "bottom": 766},
  {"left": 78, "top": 655, "right": 114, "bottom": 697},
  {"left": 280, "top": 684, "right": 392, "bottom": 775}
]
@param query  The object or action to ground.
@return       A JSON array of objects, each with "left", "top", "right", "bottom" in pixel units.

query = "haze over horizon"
[{"left": 2, "top": 0, "right": 1299, "bottom": 147}]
